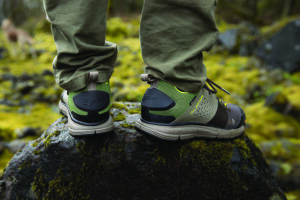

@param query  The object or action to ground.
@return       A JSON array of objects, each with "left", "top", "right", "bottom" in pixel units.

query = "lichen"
[
  {"left": 32, "top": 168, "right": 47, "bottom": 200},
  {"left": 111, "top": 102, "right": 125, "bottom": 110},
  {"left": 43, "top": 130, "right": 60, "bottom": 148},
  {"left": 18, "top": 160, "right": 32, "bottom": 170},
  {"left": 31, "top": 141, "right": 39, "bottom": 147},
  {"left": 120, "top": 123, "right": 134, "bottom": 128},
  {"left": 128, "top": 108, "right": 140, "bottom": 114},
  {"left": 33, "top": 150, "right": 41, "bottom": 155},
  {"left": 112, "top": 112, "right": 126, "bottom": 121}
]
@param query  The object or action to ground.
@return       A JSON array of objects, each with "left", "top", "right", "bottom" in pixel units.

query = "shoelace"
[
  {"left": 204, "top": 78, "right": 231, "bottom": 109},
  {"left": 204, "top": 78, "right": 231, "bottom": 95},
  {"left": 141, "top": 74, "right": 231, "bottom": 95}
]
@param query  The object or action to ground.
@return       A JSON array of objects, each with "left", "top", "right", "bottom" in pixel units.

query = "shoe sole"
[
  {"left": 59, "top": 101, "right": 114, "bottom": 137},
  {"left": 135, "top": 119, "right": 244, "bottom": 141}
]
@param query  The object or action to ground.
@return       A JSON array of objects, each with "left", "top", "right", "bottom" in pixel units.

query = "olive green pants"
[{"left": 43, "top": 0, "right": 218, "bottom": 93}]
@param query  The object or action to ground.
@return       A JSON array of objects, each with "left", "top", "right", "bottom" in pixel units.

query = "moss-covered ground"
[{"left": 0, "top": 16, "right": 299, "bottom": 198}]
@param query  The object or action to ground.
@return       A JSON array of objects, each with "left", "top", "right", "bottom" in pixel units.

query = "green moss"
[
  {"left": 120, "top": 123, "right": 134, "bottom": 128},
  {"left": 111, "top": 102, "right": 125, "bottom": 110},
  {"left": 31, "top": 136, "right": 126, "bottom": 199},
  {"left": 106, "top": 18, "right": 129, "bottom": 40},
  {"left": 283, "top": 85, "right": 300, "bottom": 109},
  {"left": 0, "top": 149, "right": 14, "bottom": 176},
  {"left": 75, "top": 141, "right": 86, "bottom": 153},
  {"left": 43, "top": 130, "right": 60, "bottom": 148},
  {"left": 106, "top": 17, "right": 140, "bottom": 42},
  {"left": 110, "top": 37, "right": 146, "bottom": 102},
  {"left": 33, "top": 150, "right": 41, "bottom": 155},
  {"left": 261, "top": 139, "right": 300, "bottom": 166},
  {"left": 0, "top": 127, "right": 16, "bottom": 141},
  {"left": 179, "top": 139, "right": 235, "bottom": 167},
  {"left": 32, "top": 168, "right": 47, "bottom": 200},
  {"left": 113, "top": 112, "right": 126, "bottom": 121},
  {"left": 285, "top": 190, "right": 300, "bottom": 200},
  {"left": 269, "top": 193, "right": 283, "bottom": 200},
  {"left": 128, "top": 108, "right": 141, "bottom": 114},
  {"left": 245, "top": 102, "right": 300, "bottom": 142},
  {"left": 31, "top": 141, "right": 39, "bottom": 147},
  {"left": 18, "top": 160, "right": 32, "bottom": 170},
  {"left": 0, "top": 104, "right": 60, "bottom": 135},
  {"left": 261, "top": 16, "right": 300, "bottom": 37}
]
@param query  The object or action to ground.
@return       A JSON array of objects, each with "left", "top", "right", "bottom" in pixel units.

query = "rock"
[
  {"left": 0, "top": 47, "right": 6, "bottom": 60},
  {"left": 217, "top": 29, "right": 240, "bottom": 53},
  {"left": 265, "top": 92, "right": 300, "bottom": 120},
  {"left": 0, "top": 102, "right": 286, "bottom": 200},
  {"left": 0, "top": 73, "right": 17, "bottom": 83},
  {"left": 2, "top": 140, "right": 26, "bottom": 154},
  {"left": 16, "top": 127, "right": 39, "bottom": 139},
  {"left": 256, "top": 19, "right": 300, "bottom": 73},
  {"left": 0, "top": 71, "right": 62, "bottom": 107},
  {"left": 216, "top": 23, "right": 259, "bottom": 55},
  {"left": 265, "top": 92, "right": 292, "bottom": 114}
]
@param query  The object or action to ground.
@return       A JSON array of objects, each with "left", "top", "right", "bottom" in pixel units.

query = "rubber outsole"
[
  {"left": 134, "top": 119, "right": 245, "bottom": 141},
  {"left": 59, "top": 101, "right": 114, "bottom": 137}
]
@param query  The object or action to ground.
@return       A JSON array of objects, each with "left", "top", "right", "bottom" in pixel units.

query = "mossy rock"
[{"left": 0, "top": 103, "right": 286, "bottom": 200}]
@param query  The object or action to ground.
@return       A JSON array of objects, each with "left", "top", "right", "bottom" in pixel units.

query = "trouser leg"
[
  {"left": 140, "top": 0, "right": 218, "bottom": 93},
  {"left": 43, "top": 0, "right": 117, "bottom": 92}
]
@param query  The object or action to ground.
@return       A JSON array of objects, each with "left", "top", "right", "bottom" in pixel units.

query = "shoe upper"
[
  {"left": 141, "top": 75, "right": 246, "bottom": 130},
  {"left": 62, "top": 72, "right": 111, "bottom": 125}
]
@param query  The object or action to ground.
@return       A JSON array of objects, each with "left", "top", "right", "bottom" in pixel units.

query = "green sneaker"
[
  {"left": 135, "top": 74, "right": 246, "bottom": 140},
  {"left": 59, "top": 72, "right": 114, "bottom": 136}
]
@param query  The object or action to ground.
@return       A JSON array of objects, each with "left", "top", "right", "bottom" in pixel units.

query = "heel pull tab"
[
  {"left": 87, "top": 71, "right": 99, "bottom": 90},
  {"left": 140, "top": 74, "right": 159, "bottom": 88},
  {"left": 140, "top": 74, "right": 156, "bottom": 82}
]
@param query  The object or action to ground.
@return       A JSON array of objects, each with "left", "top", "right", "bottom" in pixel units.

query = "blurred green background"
[{"left": 0, "top": 0, "right": 300, "bottom": 199}]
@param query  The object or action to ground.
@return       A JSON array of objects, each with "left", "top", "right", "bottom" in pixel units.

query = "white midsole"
[
  {"left": 135, "top": 119, "right": 244, "bottom": 140},
  {"left": 59, "top": 101, "right": 114, "bottom": 136}
]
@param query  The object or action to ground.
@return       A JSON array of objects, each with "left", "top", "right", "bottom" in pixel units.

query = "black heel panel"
[
  {"left": 73, "top": 91, "right": 110, "bottom": 111},
  {"left": 141, "top": 88, "right": 175, "bottom": 111},
  {"left": 141, "top": 88, "right": 175, "bottom": 124},
  {"left": 71, "top": 91, "right": 110, "bottom": 125}
]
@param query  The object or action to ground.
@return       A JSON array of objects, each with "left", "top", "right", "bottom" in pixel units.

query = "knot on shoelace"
[{"left": 204, "top": 78, "right": 231, "bottom": 95}]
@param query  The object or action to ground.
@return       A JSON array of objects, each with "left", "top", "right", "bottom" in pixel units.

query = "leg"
[
  {"left": 136, "top": 0, "right": 246, "bottom": 140},
  {"left": 43, "top": 0, "right": 117, "bottom": 92},
  {"left": 43, "top": 0, "right": 116, "bottom": 136},
  {"left": 140, "top": 0, "right": 218, "bottom": 93}
]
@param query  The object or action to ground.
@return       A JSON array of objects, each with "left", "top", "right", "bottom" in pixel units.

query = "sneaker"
[
  {"left": 135, "top": 74, "right": 246, "bottom": 140},
  {"left": 59, "top": 72, "right": 114, "bottom": 136}
]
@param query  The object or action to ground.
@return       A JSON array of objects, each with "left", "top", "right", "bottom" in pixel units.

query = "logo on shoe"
[{"left": 83, "top": 94, "right": 100, "bottom": 106}]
